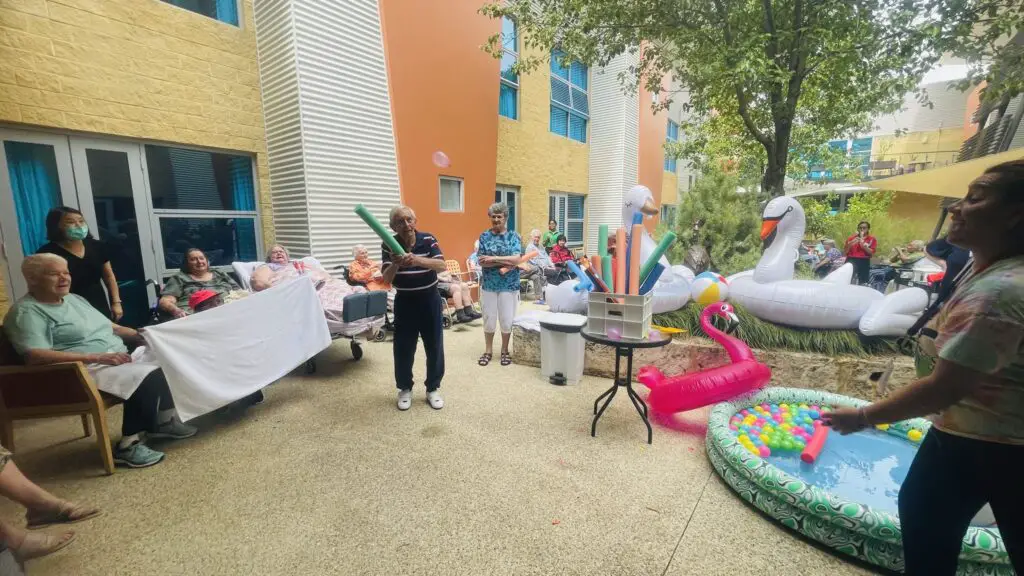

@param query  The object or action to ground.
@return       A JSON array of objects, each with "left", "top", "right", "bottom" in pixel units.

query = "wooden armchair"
[{"left": 0, "top": 330, "right": 120, "bottom": 475}]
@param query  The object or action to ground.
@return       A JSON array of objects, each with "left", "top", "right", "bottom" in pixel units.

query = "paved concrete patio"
[{"left": 5, "top": 318, "right": 878, "bottom": 575}]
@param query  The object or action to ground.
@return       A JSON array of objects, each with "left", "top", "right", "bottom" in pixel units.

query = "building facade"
[
  {"left": 0, "top": 0, "right": 273, "bottom": 321},
  {"left": 252, "top": 0, "right": 682, "bottom": 268}
]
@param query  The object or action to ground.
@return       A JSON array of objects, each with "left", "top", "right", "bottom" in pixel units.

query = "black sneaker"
[
  {"left": 246, "top": 390, "right": 265, "bottom": 406},
  {"left": 465, "top": 307, "right": 482, "bottom": 320},
  {"left": 455, "top": 309, "right": 470, "bottom": 324}
]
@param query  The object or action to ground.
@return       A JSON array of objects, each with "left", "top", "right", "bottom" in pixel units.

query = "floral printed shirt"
[
  {"left": 932, "top": 255, "right": 1024, "bottom": 445},
  {"left": 477, "top": 229, "right": 523, "bottom": 292}
]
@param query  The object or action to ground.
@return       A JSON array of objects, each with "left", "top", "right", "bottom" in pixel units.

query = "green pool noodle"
[
  {"left": 598, "top": 224, "right": 613, "bottom": 281},
  {"left": 354, "top": 204, "right": 406, "bottom": 255},
  {"left": 639, "top": 231, "right": 677, "bottom": 284}
]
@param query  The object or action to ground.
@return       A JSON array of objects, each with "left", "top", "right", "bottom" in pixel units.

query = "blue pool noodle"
[
  {"left": 639, "top": 263, "right": 664, "bottom": 295},
  {"left": 567, "top": 260, "right": 593, "bottom": 292}
]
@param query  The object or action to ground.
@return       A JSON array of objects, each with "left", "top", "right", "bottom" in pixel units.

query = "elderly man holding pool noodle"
[{"left": 375, "top": 205, "right": 448, "bottom": 412}]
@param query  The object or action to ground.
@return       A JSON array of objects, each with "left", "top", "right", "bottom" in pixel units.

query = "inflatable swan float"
[
  {"left": 623, "top": 185, "right": 694, "bottom": 313},
  {"left": 726, "top": 196, "right": 928, "bottom": 336}
]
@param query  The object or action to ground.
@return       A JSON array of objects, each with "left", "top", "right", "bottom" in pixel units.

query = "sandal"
[
  {"left": 500, "top": 352, "right": 512, "bottom": 366},
  {"left": 9, "top": 528, "right": 76, "bottom": 562},
  {"left": 478, "top": 353, "right": 492, "bottom": 366},
  {"left": 26, "top": 501, "right": 101, "bottom": 530}
]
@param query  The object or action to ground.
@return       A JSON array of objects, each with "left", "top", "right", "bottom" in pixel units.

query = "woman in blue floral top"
[{"left": 477, "top": 202, "right": 524, "bottom": 366}]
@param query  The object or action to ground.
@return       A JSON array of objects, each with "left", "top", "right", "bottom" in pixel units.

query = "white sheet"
[
  {"left": 141, "top": 278, "right": 331, "bottom": 422},
  {"left": 88, "top": 346, "right": 160, "bottom": 400}
]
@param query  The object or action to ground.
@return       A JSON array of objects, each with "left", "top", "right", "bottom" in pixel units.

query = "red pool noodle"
[{"left": 801, "top": 424, "right": 830, "bottom": 464}]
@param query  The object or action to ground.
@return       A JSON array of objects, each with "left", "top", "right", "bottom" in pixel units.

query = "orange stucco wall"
[
  {"left": 379, "top": 0, "right": 500, "bottom": 267},
  {"left": 963, "top": 83, "right": 984, "bottom": 137},
  {"left": 638, "top": 76, "right": 669, "bottom": 232}
]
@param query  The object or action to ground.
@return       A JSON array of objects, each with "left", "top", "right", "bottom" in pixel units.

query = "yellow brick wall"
[
  {"left": 871, "top": 128, "right": 965, "bottom": 172},
  {"left": 661, "top": 171, "right": 678, "bottom": 207},
  {"left": 0, "top": 0, "right": 274, "bottom": 315},
  {"left": 495, "top": 47, "right": 588, "bottom": 241}
]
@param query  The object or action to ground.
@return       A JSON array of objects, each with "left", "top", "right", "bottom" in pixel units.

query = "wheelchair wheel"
[
  {"left": 442, "top": 315, "right": 453, "bottom": 329},
  {"left": 373, "top": 329, "right": 387, "bottom": 343},
  {"left": 351, "top": 341, "right": 364, "bottom": 360}
]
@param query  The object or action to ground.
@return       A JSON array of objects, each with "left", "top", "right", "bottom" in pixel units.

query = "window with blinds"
[
  {"left": 499, "top": 18, "right": 519, "bottom": 120},
  {"left": 144, "top": 145, "right": 259, "bottom": 271},
  {"left": 665, "top": 120, "right": 680, "bottom": 172},
  {"left": 160, "top": 0, "right": 239, "bottom": 26},
  {"left": 549, "top": 192, "right": 585, "bottom": 247},
  {"left": 549, "top": 50, "right": 589, "bottom": 143},
  {"left": 439, "top": 176, "right": 464, "bottom": 212}
]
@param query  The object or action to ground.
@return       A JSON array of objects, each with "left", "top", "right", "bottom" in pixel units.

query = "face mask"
[{"left": 65, "top": 225, "right": 89, "bottom": 240}]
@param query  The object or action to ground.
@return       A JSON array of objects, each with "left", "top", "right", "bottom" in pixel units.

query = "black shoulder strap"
[{"left": 906, "top": 257, "right": 974, "bottom": 337}]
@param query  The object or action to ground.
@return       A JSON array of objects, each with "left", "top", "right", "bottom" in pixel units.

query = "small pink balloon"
[
  {"left": 607, "top": 326, "right": 621, "bottom": 340},
  {"left": 431, "top": 150, "right": 450, "bottom": 168}
]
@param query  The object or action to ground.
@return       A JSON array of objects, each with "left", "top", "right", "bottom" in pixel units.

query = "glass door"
[
  {"left": 495, "top": 185, "right": 519, "bottom": 233},
  {"left": 69, "top": 138, "right": 159, "bottom": 327},
  {"left": 0, "top": 129, "right": 78, "bottom": 299}
]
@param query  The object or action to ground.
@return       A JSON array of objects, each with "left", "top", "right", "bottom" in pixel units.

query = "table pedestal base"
[{"left": 591, "top": 346, "right": 652, "bottom": 444}]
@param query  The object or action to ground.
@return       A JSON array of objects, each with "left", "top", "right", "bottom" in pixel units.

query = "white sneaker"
[
  {"left": 426, "top": 390, "right": 444, "bottom": 410},
  {"left": 397, "top": 389, "right": 412, "bottom": 411}
]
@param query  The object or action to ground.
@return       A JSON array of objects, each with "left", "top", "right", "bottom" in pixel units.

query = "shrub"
[
  {"left": 670, "top": 170, "right": 763, "bottom": 276},
  {"left": 799, "top": 191, "right": 937, "bottom": 259}
]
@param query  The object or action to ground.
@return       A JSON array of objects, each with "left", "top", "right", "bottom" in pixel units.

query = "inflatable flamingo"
[{"left": 637, "top": 302, "right": 771, "bottom": 414}]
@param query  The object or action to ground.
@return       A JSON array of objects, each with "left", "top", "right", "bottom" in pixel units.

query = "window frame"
[
  {"left": 139, "top": 143, "right": 262, "bottom": 276},
  {"left": 495, "top": 184, "right": 520, "bottom": 233},
  {"left": 549, "top": 191, "right": 585, "bottom": 248},
  {"left": 549, "top": 50, "right": 589, "bottom": 143},
  {"left": 499, "top": 17, "right": 519, "bottom": 120},
  {"left": 158, "top": 0, "right": 242, "bottom": 27},
  {"left": 438, "top": 176, "right": 465, "bottom": 213},
  {"left": 665, "top": 120, "right": 680, "bottom": 173}
]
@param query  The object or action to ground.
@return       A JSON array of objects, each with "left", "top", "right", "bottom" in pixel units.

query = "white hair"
[
  {"left": 22, "top": 253, "right": 66, "bottom": 285},
  {"left": 530, "top": 229, "right": 541, "bottom": 238},
  {"left": 389, "top": 205, "right": 415, "bottom": 227},
  {"left": 352, "top": 244, "right": 367, "bottom": 258},
  {"left": 487, "top": 202, "right": 508, "bottom": 217}
]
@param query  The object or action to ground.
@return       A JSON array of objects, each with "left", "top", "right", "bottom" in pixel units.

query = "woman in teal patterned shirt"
[
  {"left": 476, "top": 202, "right": 524, "bottom": 367},
  {"left": 825, "top": 160, "right": 1024, "bottom": 575}
]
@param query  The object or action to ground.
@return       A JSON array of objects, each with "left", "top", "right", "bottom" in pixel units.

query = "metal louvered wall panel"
[
  {"left": 292, "top": 0, "right": 401, "bottom": 268},
  {"left": 254, "top": 0, "right": 311, "bottom": 257},
  {"left": 586, "top": 52, "right": 640, "bottom": 252}
]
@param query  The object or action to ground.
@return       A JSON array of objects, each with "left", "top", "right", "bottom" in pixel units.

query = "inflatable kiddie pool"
[{"left": 706, "top": 387, "right": 1011, "bottom": 575}]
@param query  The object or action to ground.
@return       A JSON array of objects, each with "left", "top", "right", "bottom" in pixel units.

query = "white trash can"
[{"left": 539, "top": 312, "right": 587, "bottom": 385}]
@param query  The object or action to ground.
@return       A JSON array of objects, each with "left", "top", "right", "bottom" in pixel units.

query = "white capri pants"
[{"left": 481, "top": 289, "right": 519, "bottom": 334}]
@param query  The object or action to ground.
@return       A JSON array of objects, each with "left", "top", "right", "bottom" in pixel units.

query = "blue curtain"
[
  {"left": 499, "top": 84, "right": 517, "bottom": 119},
  {"left": 229, "top": 156, "right": 255, "bottom": 211},
  {"left": 215, "top": 0, "right": 239, "bottom": 25},
  {"left": 5, "top": 142, "right": 61, "bottom": 255}
]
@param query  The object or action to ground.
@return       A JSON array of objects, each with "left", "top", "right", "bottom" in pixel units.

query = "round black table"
[{"left": 580, "top": 328, "right": 671, "bottom": 444}]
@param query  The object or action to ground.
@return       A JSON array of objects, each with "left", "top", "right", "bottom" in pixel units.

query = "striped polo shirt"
[{"left": 381, "top": 231, "right": 444, "bottom": 292}]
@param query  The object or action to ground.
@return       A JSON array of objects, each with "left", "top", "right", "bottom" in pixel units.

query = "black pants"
[
  {"left": 898, "top": 428, "right": 1024, "bottom": 575},
  {"left": 122, "top": 369, "right": 175, "bottom": 437},
  {"left": 393, "top": 289, "right": 445, "bottom": 392},
  {"left": 848, "top": 256, "right": 871, "bottom": 285}
]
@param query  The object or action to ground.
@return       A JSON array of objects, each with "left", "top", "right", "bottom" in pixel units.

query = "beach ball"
[{"left": 690, "top": 271, "right": 729, "bottom": 306}]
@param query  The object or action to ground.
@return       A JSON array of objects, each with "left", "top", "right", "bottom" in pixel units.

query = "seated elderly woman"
[
  {"left": 347, "top": 245, "right": 393, "bottom": 292},
  {"left": 159, "top": 247, "right": 244, "bottom": 318},
  {"left": 250, "top": 245, "right": 378, "bottom": 333},
  {"left": 437, "top": 271, "right": 481, "bottom": 324},
  {"left": 3, "top": 254, "right": 197, "bottom": 469}
]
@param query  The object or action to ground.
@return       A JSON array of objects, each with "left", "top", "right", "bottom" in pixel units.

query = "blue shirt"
[
  {"left": 525, "top": 242, "right": 553, "bottom": 268},
  {"left": 478, "top": 229, "right": 523, "bottom": 292},
  {"left": 381, "top": 231, "right": 444, "bottom": 292}
]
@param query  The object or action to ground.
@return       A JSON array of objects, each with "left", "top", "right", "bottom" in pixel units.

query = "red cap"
[{"left": 188, "top": 289, "right": 219, "bottom": 310}]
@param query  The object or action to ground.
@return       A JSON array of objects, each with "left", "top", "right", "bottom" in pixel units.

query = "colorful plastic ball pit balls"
[
  {"left": 729, "top": 404, "right": 833, "bottom": 458},
  {"left": 907, "top": 429, "right": 924, "bottom": 443}
]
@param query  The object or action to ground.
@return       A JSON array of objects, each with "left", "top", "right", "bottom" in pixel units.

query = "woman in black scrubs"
[{"left": 36, "top": 206, "right": 123, "bottom": 321}]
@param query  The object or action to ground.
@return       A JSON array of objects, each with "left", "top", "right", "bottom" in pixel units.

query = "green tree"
[
  {"left": 940, "top": 1, "right": 1024, "bottom": 104},
  {"left": 482, "top": 0, "right": 990, "bottom": 196},
  {"left": 672, "top": 170, "right": 762, "bottom": 276}
]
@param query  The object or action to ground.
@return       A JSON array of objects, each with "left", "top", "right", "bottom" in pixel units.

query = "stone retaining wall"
[{"left": 512, "top": 327, "right": 915, "bottom": 402}]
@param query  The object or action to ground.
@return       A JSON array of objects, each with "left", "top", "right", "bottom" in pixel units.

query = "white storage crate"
[{"left": 586, "top": 292, "right": 653, "bottom": 340}]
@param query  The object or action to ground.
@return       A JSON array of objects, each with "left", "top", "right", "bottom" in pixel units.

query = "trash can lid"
[{"left": 539, "top": 312, "right": 587, "bottom": 333}]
